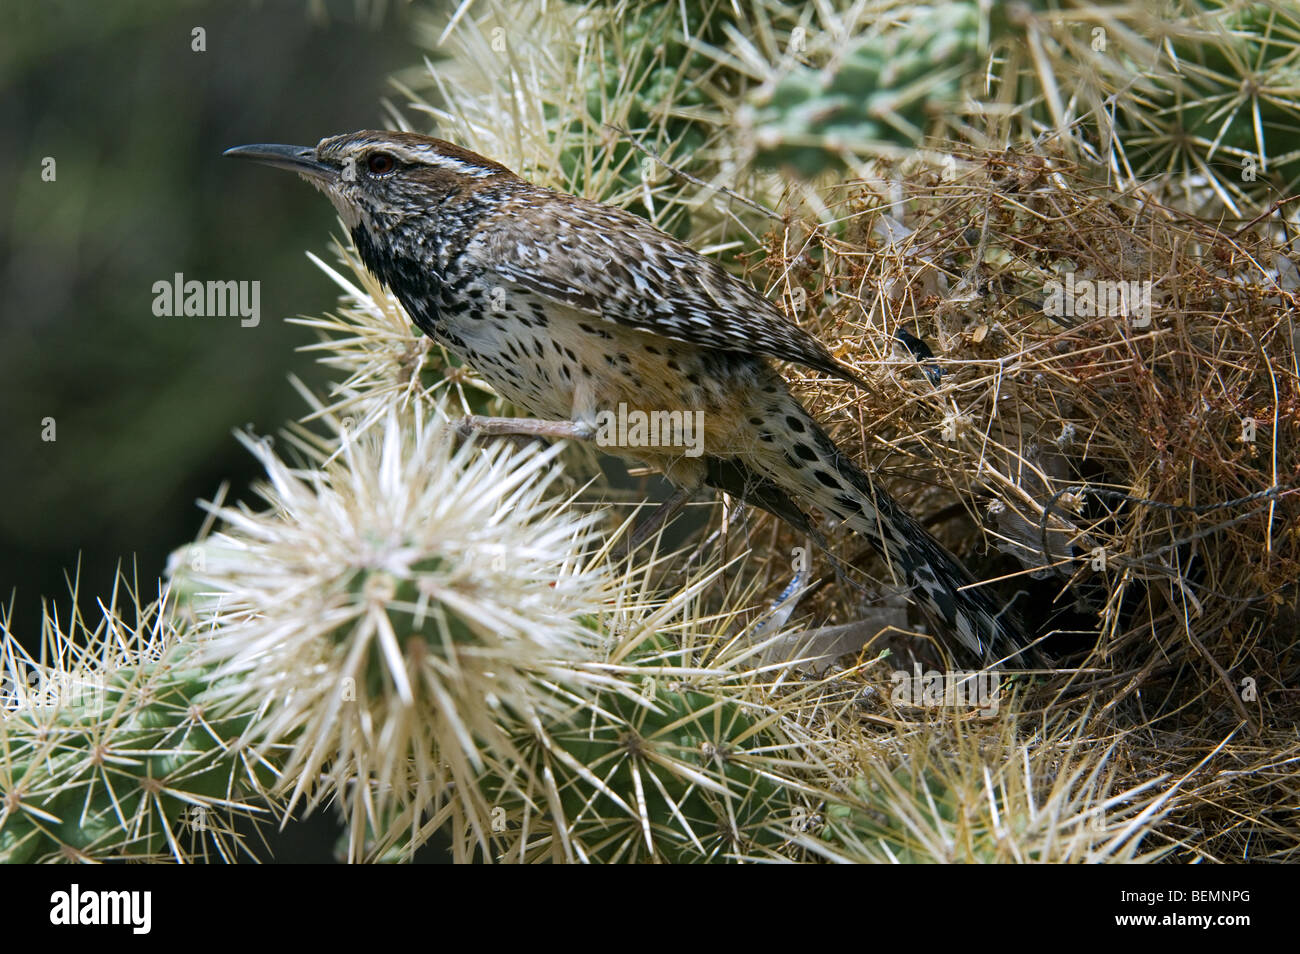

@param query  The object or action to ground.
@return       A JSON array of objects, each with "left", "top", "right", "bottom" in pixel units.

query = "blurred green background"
[{"left": 0, "top": 0, "right": 428, "bottom": 640}]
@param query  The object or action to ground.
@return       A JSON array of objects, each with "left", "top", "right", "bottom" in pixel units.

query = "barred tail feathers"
[{"left": 748, "top": 397, "right": 1030, "bottom": 665}]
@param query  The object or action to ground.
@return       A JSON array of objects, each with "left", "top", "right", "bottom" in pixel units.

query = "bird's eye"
[{"left": 366, "top": 152, "right": 396, "bottom": 175}]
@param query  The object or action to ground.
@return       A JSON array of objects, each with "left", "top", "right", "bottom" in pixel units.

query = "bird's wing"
[{"left": 467, "top": 195, "right": 865, "bottom": 388}]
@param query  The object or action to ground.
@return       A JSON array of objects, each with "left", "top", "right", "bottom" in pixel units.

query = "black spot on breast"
[
  {"left": 352, "top": 227, "right": 443, "bottom": 339},
  {"left": 814, "top": 470, "right": 840, "bottom": 488},
  {"left": 793, "top": 442, "right": 817, "bottom": 462},
  {"left": 786, "top": 416, "right": 806, "bottom": 433}
]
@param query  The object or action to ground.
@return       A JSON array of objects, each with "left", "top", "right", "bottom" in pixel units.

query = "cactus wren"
[{"left": 226, "top": 130, "right": 1033, "bottom": 666}]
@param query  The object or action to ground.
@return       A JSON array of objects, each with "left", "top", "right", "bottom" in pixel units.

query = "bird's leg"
[
  {"left": 620, "top": 485, "right": 694, "bottom": 558},
  {"left": 455, "top": 414, "right": 596, "bottom": 449}
]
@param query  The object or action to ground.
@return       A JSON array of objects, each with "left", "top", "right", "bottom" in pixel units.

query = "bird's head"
[{"left": 224, "top": 130, "right": 519, "bottom": 237}]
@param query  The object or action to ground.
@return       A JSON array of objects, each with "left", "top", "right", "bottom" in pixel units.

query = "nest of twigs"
[{"left": 711, "top": 146, "right": 1300, "bottom": 860}]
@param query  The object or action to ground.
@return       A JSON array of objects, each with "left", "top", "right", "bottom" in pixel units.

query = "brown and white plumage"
[
  {"left": 226, "top": 129, "right": 1034, "bottom": 666},
  {"left": 467, "top": 196, "right": 869, "bottom": 389}
]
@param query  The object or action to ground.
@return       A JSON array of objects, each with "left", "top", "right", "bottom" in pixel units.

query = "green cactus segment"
[
  {"left": 0, "top": 647, "right": 270, "bottom": 863},
  {"left": 484, "top": 637, "right": 798, "bottom": 863},
  {"left": 550, "top": 0, "right": 732, "bottom": 232},
  {"left": 821, "top": 770, "right": 1001, "bottom": 864},
  {"left": 1132, "top": 3, "right": 1300, "bottom": 183},
  {"left": 747, "top": 3, "right": 982, "bottom": 176},
  {"left": 741, "top": 0, "right": 1300, "bottom": 193}
]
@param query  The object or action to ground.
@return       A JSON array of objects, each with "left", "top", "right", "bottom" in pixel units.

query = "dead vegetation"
[{"left": 697, "top": 145, "right": 1300, "bottom": 861}]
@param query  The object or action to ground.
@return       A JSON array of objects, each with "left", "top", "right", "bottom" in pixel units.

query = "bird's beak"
[{"left": 223, "top": 143, "right": 337, "bottom": 185}]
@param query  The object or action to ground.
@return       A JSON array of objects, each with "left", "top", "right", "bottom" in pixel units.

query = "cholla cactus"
[
  {"left": 171, "top": 397, "right": 833, "bottom": 863},
  {"left": 740, "top": 3, "right": 984, "bottom": 176},
  {"left": 1114, "top": 1, "right": 1300, "bottom": 212},
  {"left": 812, "top": 703, "right": 1181, "bottom": 864},
  {"left": 2, "top": 397, "right": 826, "bottom": 864},
  {"left": 0, "top": 575, "right": 275, "bottom": 863},
  {"left": 176, "top": 405, "right": 621, "bottom": 861},
  {"left": 404, "top": 0, "right": 787, "bottom": 248},
  {"left": 416, "top": 0, "right": 1300, "bottom": 241},
  {"left": 476, "top": 628, "right": 813, "bottom": 863}
]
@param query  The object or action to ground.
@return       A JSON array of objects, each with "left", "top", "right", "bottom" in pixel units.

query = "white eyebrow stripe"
[{"left": 393, "top": 144, "right": 496, "bottom": 177}]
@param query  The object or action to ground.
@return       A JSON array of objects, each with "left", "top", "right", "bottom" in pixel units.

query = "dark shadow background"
[
  {"left": 1, "top": 0, "right": 421, "bottom": 625},
  {"left": 1, "top": 0, "right": 451, "bottom": 861}
]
